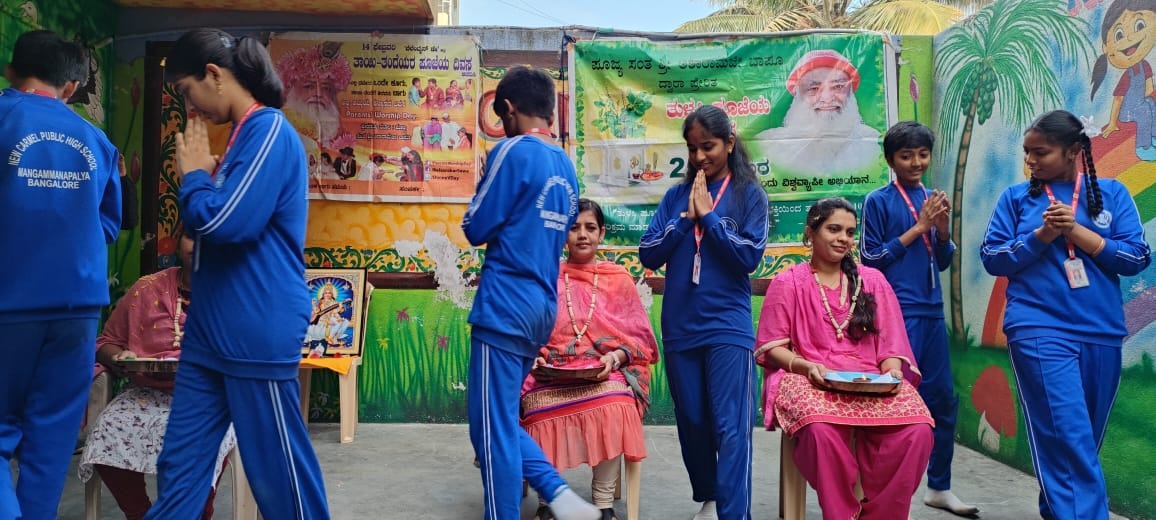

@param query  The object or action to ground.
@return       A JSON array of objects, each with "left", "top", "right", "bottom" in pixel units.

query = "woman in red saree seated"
[
  {"left": 521, "top": 198, "right": 659, "bottom": 520},
  {"left": 754, "top": 197, "right": 933, "bottom": 520}
]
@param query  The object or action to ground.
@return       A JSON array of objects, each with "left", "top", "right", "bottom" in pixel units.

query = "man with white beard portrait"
[
  {"left": 276, "top": 43, "right": 353, "bottom": 150},
  {"left": 757, "top": 49, "right": 882, "bottom": 176}
]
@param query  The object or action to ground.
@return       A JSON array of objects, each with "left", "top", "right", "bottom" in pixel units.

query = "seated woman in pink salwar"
[
  {"left": 521, "top": 199, "right": 659, "bottom": 520},
  {"left": 79, "top": 234, "right": 236, "bottom": 520},
  {"left": 754, "top": 197, "right": 934, "bottom": 520}
]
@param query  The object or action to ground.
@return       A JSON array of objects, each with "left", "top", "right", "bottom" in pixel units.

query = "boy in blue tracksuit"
[
  {"left": 860, "top": 121, "right": 978, "bottom": 516},
  {"left": 0, "top": 30, "right": 121, "bottom": 520},
  {"left": 141, "top": 29, "right": 329, "bottom": 520},
  {"left": 640, "top": 105, "right": 768, "bottom": 520},
  {"left": 462, "top": 66, "right": 599, "bottom": 520},
  {"left": 982, "top": 110, "right": 1150, "bottom": 520}
]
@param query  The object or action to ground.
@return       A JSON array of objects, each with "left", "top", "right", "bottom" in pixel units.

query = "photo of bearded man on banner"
[{"left": 756, "top": 49, "right": 883, "bottom": 176}]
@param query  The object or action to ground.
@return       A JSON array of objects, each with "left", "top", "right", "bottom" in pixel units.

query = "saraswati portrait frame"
[{"left": 303, "top": 268, "right": 371, "bottom": 357}]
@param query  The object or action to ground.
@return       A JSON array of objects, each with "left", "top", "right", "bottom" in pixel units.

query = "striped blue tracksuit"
[
  {"left": 143, "top": 108, "right": 329, "bottom": 520},
  {"left": 462, "top": 135, "right": 580, "bottom": 520}
]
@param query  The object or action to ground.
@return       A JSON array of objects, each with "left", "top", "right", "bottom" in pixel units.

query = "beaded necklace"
[
  {"left": 812, "top": 270, "right": 862, "bottom": 341},
  {"left": 172, "top": 295, "right": 186, "bottom": 349},
  {"left": 563, "top": 271, "right": 599, "bottom": 342}
]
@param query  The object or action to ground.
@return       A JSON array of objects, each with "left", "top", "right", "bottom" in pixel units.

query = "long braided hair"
[
  {"left": 803, "top": 198, "right": 878, "bottom": 340},
  {"left": 1025, "top": 110, "right": 1104, "bottom": 217}
]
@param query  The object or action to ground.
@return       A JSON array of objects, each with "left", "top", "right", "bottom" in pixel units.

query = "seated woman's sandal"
[{"left": 533, "top": 504, "right": 554, "bottom": 520}]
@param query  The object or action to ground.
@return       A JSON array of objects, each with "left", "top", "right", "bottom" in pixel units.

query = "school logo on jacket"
[{"left": 1093, "top": 210, "right": 1112, "bottom": 229}]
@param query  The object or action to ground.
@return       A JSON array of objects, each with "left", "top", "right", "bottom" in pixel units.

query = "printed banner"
[
  {"left": 574, "top": 33, "right": 890, "bottom": 212},
  {"left": 268, "top": 32, "right": 481, "bottom": 202}
]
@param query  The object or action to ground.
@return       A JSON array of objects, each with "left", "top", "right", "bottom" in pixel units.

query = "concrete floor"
[{"left": 52, "top": 423, "right": 1129, "bottom": 519}]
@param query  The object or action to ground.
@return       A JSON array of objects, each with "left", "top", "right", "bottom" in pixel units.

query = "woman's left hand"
[
  {"left": 882, "top": 366, "right": 903, "bottom": 395},
  {"left": 176, "top": 117, "right": 219, "bottom": 177},
  {"left": 596, "top": 351, "right": 622, "bottom": 380}
]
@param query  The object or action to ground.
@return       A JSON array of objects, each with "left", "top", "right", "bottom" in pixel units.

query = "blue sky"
[{"left": 459, "top": 0, "right": 719, "bottom": 32}]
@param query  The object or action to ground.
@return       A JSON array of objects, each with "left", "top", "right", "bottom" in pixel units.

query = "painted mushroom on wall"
[{"left": 971, "top": 365, "right": 1018, "bottom": 453}]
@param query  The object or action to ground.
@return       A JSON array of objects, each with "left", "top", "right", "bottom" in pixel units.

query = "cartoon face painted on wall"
[{"left": 1104, "top": 5, "right": 1156, "bottom": 70}]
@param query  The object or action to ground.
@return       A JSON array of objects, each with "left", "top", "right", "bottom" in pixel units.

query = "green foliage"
[
  {"left": 676, "top": 0, "right": 980, "bottom": 35},
  {"left": 936, "top": 0, "right": 1092, "bottom": 154},
  {"left": 591, "top": 89, "right": 653, "bottom": 139}
]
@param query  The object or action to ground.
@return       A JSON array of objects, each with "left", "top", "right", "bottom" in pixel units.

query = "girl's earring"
[{"left": 216, "top": 80, "right": 223, "bottom": 94}]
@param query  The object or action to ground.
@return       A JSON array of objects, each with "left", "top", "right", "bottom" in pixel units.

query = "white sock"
[
  {"left": 924, "top": 489, "right": 979, "bottom": 515},
  {"left": 693, "top": 500, "right": 718, "bottom": 520},
  {"left": 549, "top": 486, "right": 600, "bottom": 520}
]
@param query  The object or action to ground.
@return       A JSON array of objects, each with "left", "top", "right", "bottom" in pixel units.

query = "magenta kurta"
[
  {"left": 755, "top": 262, "right": 933, "bottom": 519},
  {"left": 755, "top": 263, "right": 932, "bottom": 433}
]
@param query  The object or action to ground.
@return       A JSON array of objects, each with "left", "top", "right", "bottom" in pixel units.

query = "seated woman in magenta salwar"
[
  {"left": 521, "top": 199, "right": 659, "bottom": 520},
  {"left": 754, "top": 197, "right": 934, "bottom": 520}
]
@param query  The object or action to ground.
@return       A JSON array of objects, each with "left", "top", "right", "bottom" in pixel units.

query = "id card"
[
  {"left": 692, "top": 252, "right": 701, "bottom": 285},
  {"left": 1065, "top": 258, "right": 1090, "bottom": 289}
]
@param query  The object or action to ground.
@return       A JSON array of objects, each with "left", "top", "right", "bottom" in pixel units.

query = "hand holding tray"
[
  {"left": 823, "top": 371, "right": 900, "bottom": 394},
  {"left": 531, "top": 364, "right": 605, "bottom": 383},
  {"left": 115, "top": 358, "right": 179, "bottom": 375}
]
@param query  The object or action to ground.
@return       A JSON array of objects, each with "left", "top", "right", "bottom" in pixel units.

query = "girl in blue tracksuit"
[
  {"left": 860, "top": 122, "right": 977, "bottom": 516},
  {"left": 142, "top": 29, "right": 329, "bottom": 520},
  {"left": 982, "top": 110, "right": 1150, "bottom": 520},
  {"left": 640, "top": 105, "right": 768, "bottom": 520},
  {"left": 462, "top": 66, "right": 599, "bottom": 520}
]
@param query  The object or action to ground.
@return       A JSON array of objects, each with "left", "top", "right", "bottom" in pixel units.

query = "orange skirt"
[
  {"left": 521, "top": 379, "right": 647, "bottom": 471},
  {"left": 773, "top": 373, "right": 934, "bottom": 436}
]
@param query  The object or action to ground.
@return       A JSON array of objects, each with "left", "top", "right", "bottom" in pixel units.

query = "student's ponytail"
[
  {"left": 232, "top": 36, "right": 284, "bottom": 109},
  {"left": 1081, "top": 136, "right": 1104, "bottom": 217}
]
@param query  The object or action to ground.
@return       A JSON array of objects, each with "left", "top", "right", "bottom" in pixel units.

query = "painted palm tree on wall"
[
  {"left": 675, "top": 0, "right": 990, "bottom": 35},
  {"left": 935, "top": 0, "right": 1091, "bottom": 342}
]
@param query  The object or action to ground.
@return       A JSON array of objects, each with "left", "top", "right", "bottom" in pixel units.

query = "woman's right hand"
[
  {"left": 112, "top": 350, "right": 137, "bottom": 361},
  {"left": 804, "top": 361, "right": 828, "bottom": 388}
]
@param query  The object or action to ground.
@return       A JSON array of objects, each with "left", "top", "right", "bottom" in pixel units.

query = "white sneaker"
[
  {"left": 550, "top": 487, "right": 600, "bottom": 520},
  {"left": 692, "top": 500, "right": 718, "bottom": 520}
]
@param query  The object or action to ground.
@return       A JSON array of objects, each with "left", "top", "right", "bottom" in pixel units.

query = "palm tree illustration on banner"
[
  {"left": 935, "top": 0, "right": 1091, "bottom": 343},
  {"left": 675, "top": 0, "right": 989, "bottom": 35}
]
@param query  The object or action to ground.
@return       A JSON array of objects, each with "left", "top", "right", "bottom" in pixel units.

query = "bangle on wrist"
[
  {"left": 788, "top": 355, "right": 799, "bottom": 374},
  {"left": 1091, "top": 237, "right": 1107, "bottom": 257}
]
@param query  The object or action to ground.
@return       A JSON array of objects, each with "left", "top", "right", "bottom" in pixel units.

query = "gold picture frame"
[{"left": 303, "top": 268, "right": 372, "bottom": 357}]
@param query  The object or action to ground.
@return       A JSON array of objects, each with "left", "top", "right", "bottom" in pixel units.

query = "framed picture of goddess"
[{"left": 303, "top": 268, "right": 370, "bottom": 357}]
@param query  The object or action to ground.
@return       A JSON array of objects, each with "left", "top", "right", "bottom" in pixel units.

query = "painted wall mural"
[{"left": 934, "top": 0, "right": 1155, "bottom": 517}]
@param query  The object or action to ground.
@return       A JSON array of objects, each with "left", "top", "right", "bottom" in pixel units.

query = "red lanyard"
[
  {"left": 694, "top": 174, "right": 732, "bottom": 250},
  {"left": 1043, "top": 173, "right": 1082, "bottom": 259},
  {"left": 524, "top": 127, "right": 555, "bottom": 138},
  {"left": 24, "top": 88, "right": 57, "bottom": 99},
  {"left": 214, "top": 102, "right": 263, "bottom": 178},
  {"left": 895, "top": 181, "right": 936, "bottom": 267}
]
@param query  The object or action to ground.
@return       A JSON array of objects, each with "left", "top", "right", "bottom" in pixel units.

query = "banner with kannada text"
[
  {"left": 269, "top": 32, "right": 481, "bottom": 202},
  {"left": 573, "top": 33, "right": 891, "bottom": 245}
]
